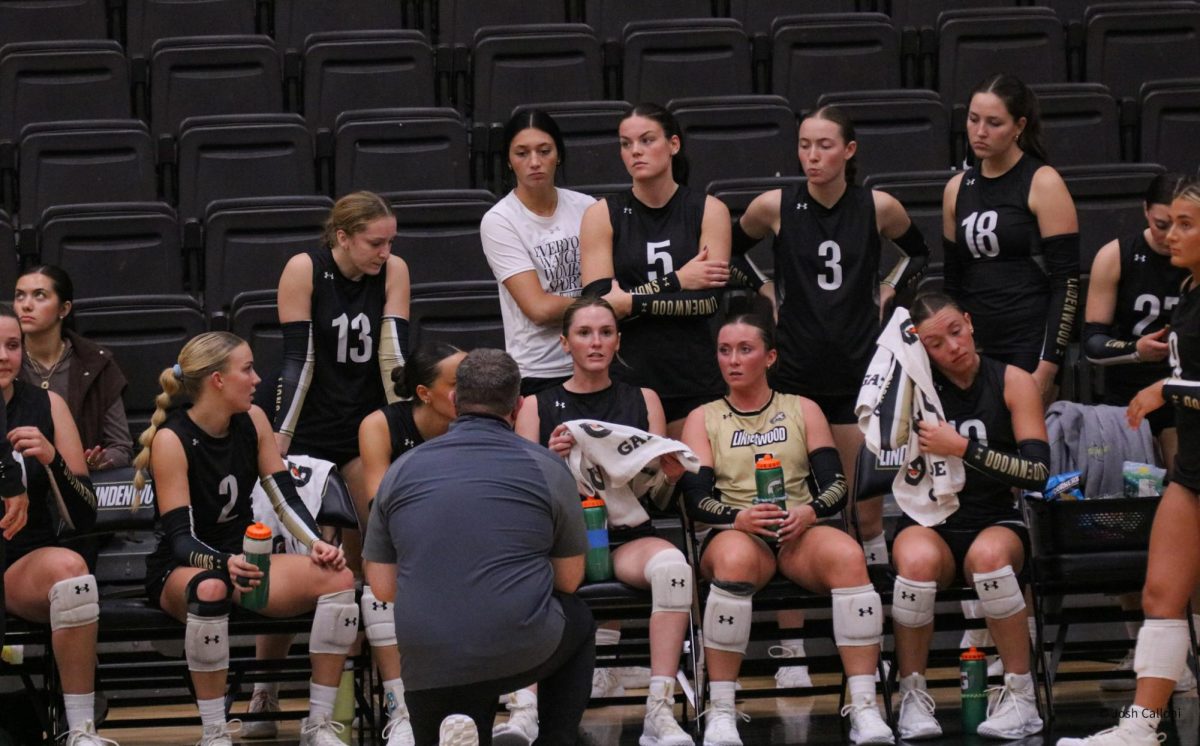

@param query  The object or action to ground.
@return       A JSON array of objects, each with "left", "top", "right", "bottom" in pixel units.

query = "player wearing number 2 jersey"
[{"left": 943, "top": 74, "right": 1079, "bottom": 401}]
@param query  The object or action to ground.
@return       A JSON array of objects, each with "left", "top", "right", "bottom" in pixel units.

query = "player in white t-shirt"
[{"left": 480, "top": 110, "right": 596, "bottom": 396}]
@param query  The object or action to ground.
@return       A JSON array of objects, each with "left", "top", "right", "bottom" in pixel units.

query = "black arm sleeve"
[
  {"left": 731, "top": 219, "right": 760, "bottom": 256},
  {"left": 681, "top": 466, "right": 738, "bottom": 525},
  {"left": 729, "top": 254, "right": 767, "bottom": 292},
  {"left": 807, "top": 447, "right": 848, "bottom": 518},
  {"left": 882, "top": 223, "right": 930, "bottom": 291},
  {"left": 260, "top": 469, "right": 321, "bottom": 549},
  {"left": 630, "top": 290, "right": 722, "bottom": 319},
  {"left": 46, "top": 453, "right": 97, "bottom": 534},
  {"left": 942, "top": 237, "right": 962, "bottom": 299},
  {"left": 963, "top": 439, "right": 1051, "bottom": 492},
  {"left": 1039, "top": 233, "right": 1082, "bottom": 366},
  {"left": 273, "top": 321, "right": 314, "bottom": 437},
  {"left": 161, "top": 506, "right": 231, "bottom": 572},
  {"left": 1082, "top": 321, "right": 1139, "bottom": 366}
]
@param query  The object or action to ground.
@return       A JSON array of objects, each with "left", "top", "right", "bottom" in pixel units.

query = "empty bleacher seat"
[
  {"left": 202, "top": 196, "right": 332, "bottom": 319},
  {"left": 729, "top": 0, "right": 862, "bottom": 38},
  {"left": 470, "top": 24, "right": 604, "bottom": 126},
  {"left": 707, "top": 175, "right": 808, "bottom": 279},
  {"left": 385, "top": 189, "right": 497, "bottom": 292},
  {"left": 38, "top": 202, "right": 184, "bottom": 297},
  {"left": 174, "top": 113, "right": 316, "bottom": 225},
  {"left": 1138, "top": 78, "right": 1200, "bottom": 172},
  {"left": 333, "top": 108, "right": 470, "bottom": 196},
  {"left": 148, "top": 35, "right": 284, "bottom": 140},
  {"left": 770, "top": 13, "right": 902, "bottom": 114},
  {"left": 1030, "top": 83, "right": 1122, "bottom": 167},
  {"left": 888, "top": 0, "right": 1020, "bottom": 31},
  {"left": 815, "top": 90, "right": 952, "bottom": 179},
  {"left": 0, "top": 210, "right": 18, "bottom": 295},
  {"left": 125, "top": 0, "right": 257, "bottom": 62},
  {"left": 433, "top": 0, "right": 567, "bottom": 47},
  {"left": 861, "top": 170, "right": 954, "bottom": 272},
  {"left": 0, "top": 0, "right": 109, "bottom": 46},
  {"left": 621, "top": 19, "right": 752, "bottom": 104},
  {"left": 1060, "top": 163, "right": 1168, "bottom": 271},
  {"left": 0, "top": 41, "right": 131, "bottom": 147},
  {"left": 408, "top": 290, "right": 505, "bottom": 351},
  {"left": 273, "top": 0, "right": 410, "bottom": 57},
  {"left": 668, "top": 96, "right": 799, "bottom": 191},
  {"left": 1084, "top": 1, "right": 1200, "bottom": 102},
  {"left": 507, "top": 100, "right": 631, "bottom": 190},
  {"left": 302, "top": 30, "right": 437, "bottom": 138},
  {"left": 583, "top": 0, "right": 716, "bottom": 44}
]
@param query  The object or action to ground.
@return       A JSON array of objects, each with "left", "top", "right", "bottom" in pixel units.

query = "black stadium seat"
[
  {"left": 125, "top": 0, "right": 257, "bottom": 62},
  {"left": 1060, "top": 163, "right": 1168, "bottom": 272},
  {"left": 888, "top": 0, "right": 1019, "bottom": 31},
  {"left": 815, "top": 90, "right": 952, "bottom": 179},
  {"left": 433, "top": 0, "right": 567, "bottom": 47},
  {"left": 861, "top": 170, "right": 954, "bottom": 272},
  {"left": 385, "top": 189, "right": 496, "bottom": 292},
  {"left": 584, "top": 0, "right": 716, "bottom": 44},
  {"left": 1084, "top": 1, "right": 1200, "bottom": 103},
  {"left": 507, "top": 100, "right": 631, "bottom": 190},
  {"left": 1030, "top": 83, "right": 1121, "bottom": 168},
  {"left": 407, "top": 290, "right": 505, "bottom": 352},
  {"left": 333, "top": 108, "right": 470, "bottom": 196},
  {"left": 273, "top": 0, "right": 409, "bottom": 57},
  {"left": 707, "top": 175, "right": 808, "bottom": 279},
  {"left": 0, "top": 0, "right": 109, "bottom": 47},
  {"left": 621, "top": 19, "right": 752, "bottom": 105},
  {"left": 668, "top": 96, "right": 799, "bottom": 191},
  {"left": 770, "top": 13, "right": 902, "bottom": 114},
  {"left": 0, "top": 210, "right": 19, "bottom": 296},
  {"left": 229, "top": 289, "right": 282, "bottom": 383},
  {"left": 202, "top": 196, "right": 333, "bottom": 319},
  {"left": 1138, "top": 78, "right": 1200, "bottom": 173},
  {"left": 0, "top": 41, "right": 131, "bottom": 147},
  {"left": 38, "top": 202, "right": 184, "bottom": 297},
  {"left": 729, "top": 0, "right": 860, "bottom": 38}
]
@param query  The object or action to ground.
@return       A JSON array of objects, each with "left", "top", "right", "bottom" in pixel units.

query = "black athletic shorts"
[{"left": 893, "top": 515, "right": 1032, "bottom": 587}]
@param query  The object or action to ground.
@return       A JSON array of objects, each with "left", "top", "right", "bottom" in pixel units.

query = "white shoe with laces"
[
  {"left": 1056, "top": 726, "right": 1167, "bottom": 745},
  {"left": 896, "top": 674, "right": 942, "bottom": 740},
  {"left": 840, "top": 696, "right": 895, "bottom": 745},
  {"left": 382, "top": 706, "right": 416, "bottom": 746},
  {"left": 976, "top": 673, "right": 1043, "bottom": 739},
  {"left": 591, "top": 667, "right": 626, "bottom": 698},
  {"left": 768, "top": 644, "right": 813, "bottom": 688},
  {"left": 639, "top": 681, "right": 692, "bottom": 746},
  {"left": 196, "top": 721, "right": 241, "bottom": 746},
  {"left": 439, "top": 715, "right": 479, "bottom": 746},
  {"left": 299, "top": 714, "right": 346, "bottom": 746},
  {"left": 701, "top": 700, "right": 749, "bottom": 746},
  {"left": 60, "top": 720, "right": 119, "bottom": 746},
  {"left": 240, "top": 689, "right": 280, "bottom": 738},
  {"left": 491, "top": 691, "right": 538, "bottom": 746}
]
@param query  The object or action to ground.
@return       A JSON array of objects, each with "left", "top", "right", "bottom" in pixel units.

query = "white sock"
[
  {"left": 308, "top": 681, "right": 338, "bottom": 721},
  {"left": 1007, "top": 671, "right": 1034, "bottom": 692},
  {"left": 383, "top": 677, "right": 406, "bottom": 720},
  {"left": 898, "top": 672, "right": 926, "bottom": 693},
  {"left": 253, "top": 681, "right": 280, "bottom": 698},
  {"left": 847, "top": 674, "right": 875, "bottom": 704},
  {"left": 780, "top": 637, "right": 806, "bottom": 658},
  {"left": 595, "top": 627, "right": 621, "bottom": 658},
  {"left": 648, "top": 675, "right": 674, "bottom": 702},
  {"left": 1121, "top": 704, "right": 1162, "bottom": 735},
  {"left": 862, "top": 533, "right": 889, "bottom": 565},
  {"left": 709, "top": 680, "right": 736, "bottom": 706},
  {"left": 198, "top": 697, "right": 225, "bottom": 729},
  {"left": 63, "top": 692, "right": 94, "bottom": 731}
]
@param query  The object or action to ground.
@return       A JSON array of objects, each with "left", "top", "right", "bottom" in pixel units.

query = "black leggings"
[{"left": 404, "top": 593, "right": 596, "bottom": 746}]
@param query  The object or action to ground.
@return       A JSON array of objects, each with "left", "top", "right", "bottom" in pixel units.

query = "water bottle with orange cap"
[
  {"left": 581, "top": 497, "right": 613, "bottom": 582},
  {"left": 240, "top": 522, "right": 272, "bottom": 610},
  {"left": 961, "top": 645, "right": 988, "bottom": 734}
]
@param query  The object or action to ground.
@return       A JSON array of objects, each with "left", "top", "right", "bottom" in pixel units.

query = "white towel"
[
  {"left": 564, "top": 419, "right": 700, "bottom": 528},
  {"left": 856, "top": 307, "right": 965, "bottom": 527},
  {"left": 250, "top": 454, "right": 334, "bottom": 555}
]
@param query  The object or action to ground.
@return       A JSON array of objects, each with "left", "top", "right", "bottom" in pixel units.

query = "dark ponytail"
[
  {"left": 392, "top": 341, "right": 463, "bottom": 401},
  {"left": 622, "top": 103, "right": 690, "bottom": 186},
  {"left": 971, "top": 73, "right": 1047, "bottom": 164}
]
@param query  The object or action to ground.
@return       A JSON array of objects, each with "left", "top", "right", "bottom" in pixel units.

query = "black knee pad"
[{"left": 185, "top": 570, "right": 232, "bottom": 618}]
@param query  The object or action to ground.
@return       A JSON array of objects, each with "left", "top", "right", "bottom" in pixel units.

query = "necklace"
[{"left": 27, "top": 340, "right": 67, "bottom": 390}]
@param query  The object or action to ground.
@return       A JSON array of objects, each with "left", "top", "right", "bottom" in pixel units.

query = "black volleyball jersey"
[
  {"left": 290, "top": 246, "right": 388, "bottom": 456},
  {"left": 951, "top": 155, "right": 1054, "bottom": 363},
  {"left": 381, "top": 400, "right": 424, "bottom": 458},
  {"left": 1170, "top": 278, "right": 1200, "bottom": 485},
  {"left": 1105, "top": 233, "right": 1189, "bottom": 402},
  {"left": 5, "top": 381, "right": 58, "bottom": 559},
  {"left": 935, "top": 356, "right": 1022, "bottom": 529},
  {"left": 158, "top": 408, "right": 261, "bottom": 554},
  {"left": 773, "top": 183, "right": 882, "bottom": 396},
  {"left": 534, "top": 380, "right": 649, "bottom": 447},
  {"left": 607, "top": 187, "right": 723, "bottom": 400}
]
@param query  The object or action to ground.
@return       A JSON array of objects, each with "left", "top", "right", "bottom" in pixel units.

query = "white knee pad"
[
  {"left": 310, "top": 589, "right": 358, "bottom": 655},
  {"left": 361, "top": 585, "right": 396, "bottom": 648},
  {"left": 973, "top": 565, "right": 1025, "bottom": 620},
  {"left": 185, "top": 613, "right": 230, "bottom": 672},
  {"left": 831, "top": 584, "right": 883, "bottom": 647},
  {"left": 644, "top": 549, "right": 692, "bottom": 615},
  {"left": 703, "top": 582, "right": 753, "bottom": 655},
  {"left": 1133, "top": 619, "right": 1190, "bottom": 682},
  {"left": 891, "top": 576, "right": 937, "bottom": 628},
  {"left": 47, "top": 574, "right": 99, "bottom": 631}
]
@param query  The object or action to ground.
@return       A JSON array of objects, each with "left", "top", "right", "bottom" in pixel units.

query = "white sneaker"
[
  {"left": 896, "top": 674, "right": 941, "bottom": 740},
  {"left": 61, "top": 720, "right": 119, "bottom": 746},
  {"left": 439, "top": 715, "right": 479, "bottom": 746},
  {"left": 492, "top": 692, "right": 538, "bottom": 746},
  {"left": 591, "top": 667, "right": 626, "bottom": 698},
  {"left": 619, "top": 666, "right": 653, "bottom": 689},
  {"left": 196, "top": 721, "right": 241, "bottom": 746},
  {"left": 1056, "top": 725, "right": 1167, "bottom": 745},
  {"left": 241, "top": 689, "right": 280, "bottom": 738},
  {"left": 976, "top": 673, "right": 1043, "bottom": 739},
  {"left": 382, "top": 706, "right": 416, "bottom": 746},
  {"left": 768, "top": 644, "right": 812, "bottom": 688},
  {"left": 840, "top": 697, "right": 895, "bottom": 745},
  {"left": 299, "top": 714, "right": 346, "bottom": 746},
  {"left": 640, "top": 692, "right": 692, "bottom": 746},
  {"left": 701, "top": 700, "right": 749, "bottom": 746}
]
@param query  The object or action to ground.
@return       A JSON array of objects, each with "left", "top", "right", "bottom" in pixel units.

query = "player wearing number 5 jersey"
[{"left": 943, "top": 74, "right": 1080, "bottom": 401}]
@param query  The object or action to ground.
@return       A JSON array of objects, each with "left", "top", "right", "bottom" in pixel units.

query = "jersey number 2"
[
  {"left": 961, "top": 211, "right": 1000, "bottom": 259},
  {"left": 1132, "top": 293, "right": 1179, "bottom": 336},
  {"left": 332, "top": 312, "right": 373, "bottom": 364},
  {"left": 216, "top": 475, "right": 238, "bottom": 524}
]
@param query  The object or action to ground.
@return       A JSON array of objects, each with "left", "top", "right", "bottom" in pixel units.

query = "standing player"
[
  {"left": 481, "top": 110, "right": 596, "bottom": 396},
  {"left": 135, "top": 332, "right": 355, "bottom": 746},
  {"left": 1058, "top": 182, "right": 1200, "bottom": 746},
  {"left": 579, "top": 103, "right": 731, "bottom": 438},
  {"left": 943, "top": 73, "right": 1079, "bottom": 403}
]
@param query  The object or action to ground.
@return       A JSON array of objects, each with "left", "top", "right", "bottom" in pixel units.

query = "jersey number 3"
[
  {"left": 961, "top": 210, "right": 1000, "bottom": 259},
  {"left": 332, "top": 312, "right": 373, "bottom": 364},
  {"left": 817, "top": 240, "right": 843, "bottom": 290}
]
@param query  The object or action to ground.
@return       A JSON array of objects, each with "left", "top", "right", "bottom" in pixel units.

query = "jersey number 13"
[{"left": 332, "top": 312, "right": 373, "bottom": 364}]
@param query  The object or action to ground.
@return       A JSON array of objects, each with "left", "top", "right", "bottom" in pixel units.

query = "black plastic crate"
[{"left": 1028, "top": 496, "right": 1160, "bottom": 554}]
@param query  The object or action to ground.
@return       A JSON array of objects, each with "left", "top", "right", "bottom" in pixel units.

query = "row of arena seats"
[{"left": 3, "top": 2, "right": 1200, "bottom": 139}]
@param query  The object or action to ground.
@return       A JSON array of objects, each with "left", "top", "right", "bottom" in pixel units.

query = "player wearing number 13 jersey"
[{"left": 274, "top": 191, "right": 411, "bottom": 467}]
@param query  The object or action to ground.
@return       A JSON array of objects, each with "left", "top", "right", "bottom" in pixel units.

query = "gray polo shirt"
[{"left": 363, "top": 413, "right": 587, "bottom": 691}]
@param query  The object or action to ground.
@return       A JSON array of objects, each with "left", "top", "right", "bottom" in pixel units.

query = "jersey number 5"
[
  {"left": 332, "top": 312, "right": 373, "bottom": 364},
  {"left": 646, "top": 240, "right": 674, "bottom": 280},
  {"left": 961, "top": 210, "right": 1000, "bottom": 259}
]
